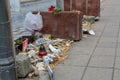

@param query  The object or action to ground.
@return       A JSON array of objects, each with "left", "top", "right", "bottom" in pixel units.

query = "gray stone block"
[
  {"left": 16, "top": 55, "right": 34, "bottom": 78},
  {"left": 115, "top": 57, "right": 120, "bottom": 69},
  {"left": 61, "top": 55, "right": 90, "bottom": 67}
]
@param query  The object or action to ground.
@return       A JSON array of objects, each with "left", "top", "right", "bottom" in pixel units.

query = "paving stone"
[
  {"left": 94, "top": 31, "right": 102, "bottom": 37},
  {"left": 69, "top": 47, "right": 93, "bottom": 55},
  {"left": 93, "top": 48, "right": 115, "bottom": 56},
  {"left": 116, "top": 42, "right": 120, "bottom": 57},
  {"left": 88, "top": 56, "right": 114, "bottom": 68},
  {"left": 113, "top": 69, "right": 120, "bottom": 80},
  {"left": 106, "top": 22, "right": 120, "bottom": 27},
  {"left": 115, "top": 57, "right": 120, "bottom": 69},
  {"left": 54, "top": 66, "right": 85, "bottom": 80},
  {"left": 97, "top": 41, "right": 117, "bottom": 48},
  {"left": 104, "top": 28, "right": 119, "bottom": 33},
  {"left": 102, "top": 31, "right": 118, "bottom": 37},
  {"left": 116, "top": 49, "right": 120, "bottom": 57},
  {"left": 100, "top": 37, "right": 117, "bottom": 42},
  {"left": 118, "top": 38, "right": 120, "bottom": 42},
  {"left": 73, "top": 40, "right": 97, "bottom": 48},
  {"left": 61, "top": 55, "right": 90, "bottom": 67},
  {"left": 82, "top": 67, "right": 112, "bottom": 80},
  {"left": 78, "top": 42, "right": 97, "bottom": 48},
  {"left": 92, "top": 21, "right": 106, "bottom": 29},
  {"left": 102, "top": 33, "right": 118, "bottom": 38},
  {"left": 117, "top": 42, "right": 120, "bottom": 48}
]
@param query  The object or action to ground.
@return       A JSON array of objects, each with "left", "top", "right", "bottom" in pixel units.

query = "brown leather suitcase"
[
  {"left": 64, "top": 0, "right": 71, "bottom": 11},
  {"left": 33, "top": 11, "right": 82, "bottom": 40},
  {"left": 63, "top": 0, "right": 100, "bottom": 17},
  {"left": 64, "top": 0, "right": 86, "bottom": 15},
  {"left": 87, "top": 0, "right": 100, "bottom": 17},
  {"left": 72, "top": 0, "right": 86, "bottom": 15}
]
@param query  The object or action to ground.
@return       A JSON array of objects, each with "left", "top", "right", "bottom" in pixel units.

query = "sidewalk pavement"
[
  {"left": 11, "top": 0, "right": 120, "bottom": 80},
  {"left": 54, "top": 0, "right": 120, "bottom": 80}
]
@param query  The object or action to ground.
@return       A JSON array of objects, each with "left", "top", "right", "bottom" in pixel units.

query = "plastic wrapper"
[{"left": 24, "top": 12, "right": 43, "bottom": 35}]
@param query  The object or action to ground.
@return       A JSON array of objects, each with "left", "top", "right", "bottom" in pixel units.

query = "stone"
[{"left": 16, "top": 55, "right": 34, "bottom": 78}]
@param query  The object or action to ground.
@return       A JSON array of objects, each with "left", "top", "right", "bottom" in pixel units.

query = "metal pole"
[{"left": 0, "top": 0, "right": 17, "bottom": 80}]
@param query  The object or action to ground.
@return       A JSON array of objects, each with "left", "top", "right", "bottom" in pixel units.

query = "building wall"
[{"left": 9, "top": 0, "right": 20, "bottom": 12}]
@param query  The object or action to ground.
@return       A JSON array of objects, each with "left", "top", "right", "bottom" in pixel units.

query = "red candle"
[{"left": 38, "top": 44, "right": 47, "bottom": 57}]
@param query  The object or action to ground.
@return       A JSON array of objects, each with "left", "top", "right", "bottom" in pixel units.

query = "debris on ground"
[
  {"left": 15, "top": 34, "right": 73, "bottom": 79},
  {"left": 82, "top": 21, "right": 95, "bottom": 35},
  {"left": 83, "top": 15, "right": 96, "bottom": 24}
]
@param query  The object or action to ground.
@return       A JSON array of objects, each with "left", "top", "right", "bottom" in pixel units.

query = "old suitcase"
[
  {"left": 33, "top": 11, "right": 82, "bottom": 40},
  {"left": 72, "top": 0, "right": 86, "bottom": 15},
  {"left": 64, "top": 0, "right": 86, "bottom": 15},
  {"left": 64, "top": 0, "right": 71, "bottom": 11},
  {"left": 87, "top": 0, "right": 100, "bottom": 17},
  {"left": 63, "top": 0, "right": 100, "bottom": 17}
]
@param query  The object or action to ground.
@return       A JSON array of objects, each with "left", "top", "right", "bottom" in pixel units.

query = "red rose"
[{"left": 48, "top": 5, "right": 55, "bottom": 11}]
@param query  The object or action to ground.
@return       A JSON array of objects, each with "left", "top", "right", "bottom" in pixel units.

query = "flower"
[
  {"left": 48, "top": 5, "right": 55, "bottom": 11},
  {"left": 48, "top": 5, "right": 62, "bottom": 15}
]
